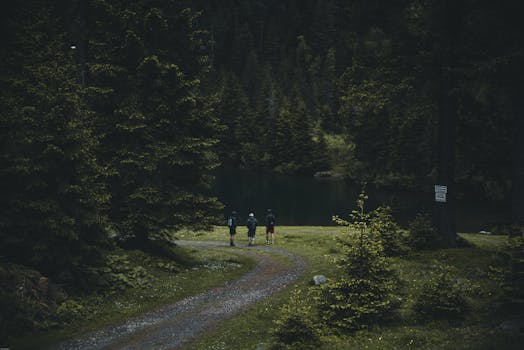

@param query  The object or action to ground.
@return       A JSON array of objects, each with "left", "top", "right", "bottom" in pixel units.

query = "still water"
[{"left": 211, "top": 168, "right": 509, "bottom": 232}]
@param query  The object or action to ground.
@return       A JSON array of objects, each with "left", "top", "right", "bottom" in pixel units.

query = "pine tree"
[
  {"left": 86, "top": 2, "right": 223, "bottom": 247},
  {"left": 0, "top": 0, "right": 109, "bottom": 284},
  {"left": 215, "top": 71, "right": 258, "bottom": 167},
  {"left": 270, "top": 97, "right": 295, "bottom": 172},
  {"left": 289, "top": 92, "right": 317, "bottom": 173},
  {"left": 318, "top": 192, "right": 399, "bottom": 331}
]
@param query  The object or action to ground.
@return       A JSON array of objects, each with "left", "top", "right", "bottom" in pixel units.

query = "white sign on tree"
[{"left": 434, "top": 185, "right": 447, "bottom": 203}]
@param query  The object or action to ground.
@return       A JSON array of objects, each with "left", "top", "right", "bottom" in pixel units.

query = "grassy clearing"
[
  {"left": 10, "top": 245, "right": 255, "bottom": 350},
  {"left": 10, "top": 226, "right": 522, "bottom": 350},
  {"left": 180, "top": 227, "right": 524, "bottom": 350},
  {"left": 178, "top": 226, "right": 340, "bottom": 350}
]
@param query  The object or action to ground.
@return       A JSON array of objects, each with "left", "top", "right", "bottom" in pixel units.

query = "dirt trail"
[{"left": 54, "top": 241, "right": 306, "bottom": 350}]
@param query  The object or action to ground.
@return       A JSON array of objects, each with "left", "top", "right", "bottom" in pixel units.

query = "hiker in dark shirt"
[
  {"left": 246, "top": 213, "right": 258, "bottom": 246},
  {"left": 227, "top": 210, "right": 237, "bottom": 246},
  {"left": 265, "top": 209, "right": 276, "bottom": 244}
]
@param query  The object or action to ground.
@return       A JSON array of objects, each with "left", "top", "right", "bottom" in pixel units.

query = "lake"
[{"left": 211, "top": 168, "right": 509, "bottom": 232}]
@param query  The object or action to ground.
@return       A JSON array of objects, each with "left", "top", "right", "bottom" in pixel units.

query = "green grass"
[
  {"left": 10, "top": 245, "right": 256, "bottom": 350},
  {"left": 178, "top": 227, "right": 523, "bottom": 350},
  {"left": 177, "top": 226, "right": 340, "bottom": 350},
  {"left": 10, "top": 227, "right": 523, "bottom": 350},
  {"left": 458, "top": 232, "right": 509, "bottom": 251}
]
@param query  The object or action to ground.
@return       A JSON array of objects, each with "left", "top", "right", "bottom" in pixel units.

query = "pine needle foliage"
[
  {"left": 0, "top": 1, "right": 109, "bottom": 285},
  {"left": 499, "top": 228, "right": 524, "bottom": 310},
  {"left": 318, "top": 191, "right": 399, "bottom": 331},
  {"left": 270, "top": 289, "right": 321, "bottom": 350},
  {"left": 86, "top": 1, "right": 223, "bottom": 247},
  {"left": 407, "top": 213, "right": 442, "bottom": 250},
  {"left": 370, "top": 206, "right": 406, "bottom": 256},
  {"left": 412, "top": 263, "right": 469, "bottom": 320}
]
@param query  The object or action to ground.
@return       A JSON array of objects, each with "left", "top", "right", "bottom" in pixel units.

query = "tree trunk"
[
  {"left": 435, "top": 0, "right": 461, "bottom": 246},
  {"left": 78, "top": 0, "right": 86, "bottom": 85},
  {"left": 512, "top": 86, "right": 524, "bottom": 225},
  {"left": 436, "top": 50, "right": 458, "bottom": 246}
]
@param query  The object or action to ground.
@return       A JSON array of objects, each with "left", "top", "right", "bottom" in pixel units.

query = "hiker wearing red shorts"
[{"left": 265, "top": 208, "right": 276, "bottom": 244}]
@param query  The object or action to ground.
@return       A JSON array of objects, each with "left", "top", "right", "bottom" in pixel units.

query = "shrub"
[
  {"left": 407, "top": 213, "right": 441, "bottom": 250},
  {"left": 412, "top": 263, "right": 469, "bottom": 319},
  {"left": 370, "top": 206, "right": 405, "bottom": 256},
  {"left": 318, "top": 192, "right": 399, "bottom": 331},
  {"left": 270, "top": 289, "right": 321, "bottom": 350},
  {"left": 0, "top": 263, "right": 66, "bottom": 340},
  {"left": 56, "top": 299, "right": 86, "bottom": 323},
  {"left": 90, "top": 253, "right": 150, "bottom": 293},
  {"left": 499, "top": 231, "right": 524, "bottom": 309}
]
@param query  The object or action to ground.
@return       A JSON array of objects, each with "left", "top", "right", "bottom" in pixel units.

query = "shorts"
[
  {"left": 229, "top": 227, "right": 236, "bottom": 235},
  {"left": 247, "top": 229, "right": 256, "bottom": 238},
  {"left": 266, "top": 226, "right": 274, "bottom": 233}
]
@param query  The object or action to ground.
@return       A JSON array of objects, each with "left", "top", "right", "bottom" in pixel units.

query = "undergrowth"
[
  {"left": 6, "top": 245, "right": 254, "bottom": 350},
  {"left": 179, "top": 223, "right": 524, "bottom": 350}
]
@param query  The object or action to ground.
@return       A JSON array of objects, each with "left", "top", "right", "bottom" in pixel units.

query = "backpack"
[
  {"left": 267, "top": 214, "right": 275, "bottom": 227},
  {"left": 227, "top": 217, "right": 233, "bottom": 227},
  {"left": 247, "top": 217, "right": 256, "bottom": 230}
]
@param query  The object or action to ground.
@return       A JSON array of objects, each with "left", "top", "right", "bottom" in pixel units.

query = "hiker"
[
  {"left": 227, "top": 210, "right": 238, "bottom": 246},
  {"left": 265, "top": 208, "right": 276, "bottom": 244},
  {"left": 246, "top": 212, "right": 258, "bottom": 246}
]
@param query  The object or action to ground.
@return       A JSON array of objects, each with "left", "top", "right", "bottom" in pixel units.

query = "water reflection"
[{"left": 211, "top": 168, "right": 508, "bottom": 232}]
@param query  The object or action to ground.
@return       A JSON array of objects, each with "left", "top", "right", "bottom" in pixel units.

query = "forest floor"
[
  {"left": 12, "top": 226, "right": 524, "bottom": 350},
  {"left": 49, "top": 240, "right": 306, "bottom": 350}
]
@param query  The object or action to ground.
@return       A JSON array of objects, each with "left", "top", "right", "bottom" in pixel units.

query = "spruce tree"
[
  {"left": 0, "top": 0, "right": 108, "bottom": 284},
  {"left": 87, "top": 1, "right": 223, "bottom": 247},
  {"left": 318, "top": 192, "right": 399, "bottom": 331}
]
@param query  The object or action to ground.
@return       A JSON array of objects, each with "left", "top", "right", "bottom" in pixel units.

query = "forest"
[{"left": 1, "top": 0, "right": 523, "bottom": 345}]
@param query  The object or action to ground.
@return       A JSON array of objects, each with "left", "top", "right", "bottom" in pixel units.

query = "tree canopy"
[{"left": 1, "top": 0, "right": 522, "bottom": 286}]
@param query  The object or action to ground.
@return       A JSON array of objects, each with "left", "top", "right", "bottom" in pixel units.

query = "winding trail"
[{"left": 54, "top": 241, "right": 307, "bottom": 350}]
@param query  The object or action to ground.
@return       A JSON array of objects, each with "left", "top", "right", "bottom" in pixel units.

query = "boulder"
[{"left": 312, "top": 275, "right": 327, "bottom": 285}]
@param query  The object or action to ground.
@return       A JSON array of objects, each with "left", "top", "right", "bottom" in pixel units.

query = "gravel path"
[{"left": 53, "top": 241, "right": 307, "bottom": 350}]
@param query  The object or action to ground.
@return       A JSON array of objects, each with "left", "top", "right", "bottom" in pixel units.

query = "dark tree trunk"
[
  {"left": 70, "top": 0, "right": 87, "bottom": 85},
  {"left": 435, "top": 0, "right": 461, "bottom": 246},
  {"left": 512, "top": 86, "right": 524, "bottom": 225},
  {"left": 436, "top": 50, "right": 458, "bottom": 246},
  {"left": 78, "top": 0, "right": 86, "bottom": 85}
]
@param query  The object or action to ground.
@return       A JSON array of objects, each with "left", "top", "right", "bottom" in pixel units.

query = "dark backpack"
[
  {"left": 267, "top": 213, "right": 275, "bottom": 227},
  {"left": 247, "top": 217, "right": 256, "bottom": 230}
]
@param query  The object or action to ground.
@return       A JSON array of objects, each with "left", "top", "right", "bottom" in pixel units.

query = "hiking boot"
[{"left": 230, "top": 241, "right": 235, "bottom": 246}]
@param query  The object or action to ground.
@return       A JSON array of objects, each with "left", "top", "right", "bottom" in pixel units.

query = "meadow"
[{"left": 10, "top": 226, "right": 523, "bottom": 350}]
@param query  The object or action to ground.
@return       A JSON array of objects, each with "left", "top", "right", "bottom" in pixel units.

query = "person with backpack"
[
  {"left": 265, "top": 208, "right": 276, "bottom": 244},
  {"left": 227, "top": 210, "right": 238, "bottom": 246},
  {"left": 246, "top": 213, "right": 258, "bottom": 246}
]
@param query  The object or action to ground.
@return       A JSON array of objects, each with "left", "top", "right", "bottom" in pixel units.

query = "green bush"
[
  {"left": 370, "top": 206, "right": 406, "bottom": 256},
  {"left": 407, "top": 213, "right": 441, "bottom": 250},
  {"left": 56, "top": 299, "right": 86, "bottom": 323},
  {"left": 412, "top": 263, "right": 469, "bottom": 319},
  {"left": 0, "top": 263, "right": 66, "bottom": 340},
  {"left": 270, "top": 289, "right": 321, "bottom": 350},
  {"left": 500, "top": 231, "right": 524, "bottom": 309},
  {"left": 318, "top": 192, "right": 400, "bottom": 331},
  {"left": 91, "top": 253, "right": 150, "bottom": 293}
]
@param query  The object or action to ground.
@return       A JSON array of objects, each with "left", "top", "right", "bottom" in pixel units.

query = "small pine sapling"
[{"left": 318, "top": 191, "right": 400, "bottom": 331}]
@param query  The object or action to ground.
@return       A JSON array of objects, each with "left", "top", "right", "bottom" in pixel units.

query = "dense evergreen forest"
[
  {"left": 197, "top": 0, "right": 522, "bottom": 196},
  {"left": 0, "top": 0, "right": 523, "bottom": 341}
]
